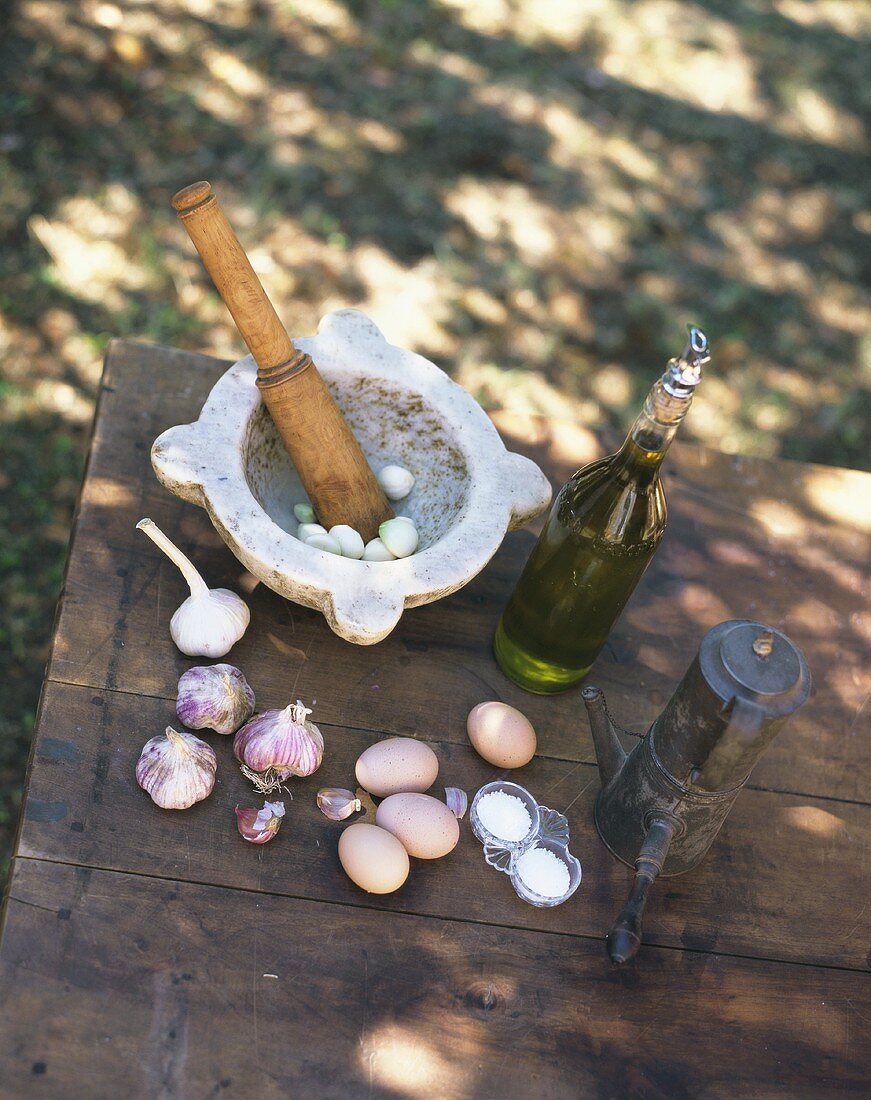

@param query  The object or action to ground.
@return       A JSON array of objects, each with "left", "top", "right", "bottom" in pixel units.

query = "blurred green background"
[{"left": 1, "top": 0, "right": 869, "bottom": 883}]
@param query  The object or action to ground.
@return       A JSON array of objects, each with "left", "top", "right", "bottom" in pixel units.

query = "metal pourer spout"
[
  {"left": 582, "top": 686, "right": 626, "bottom": 789},
  {"left": 663, "top": 324, "right": 710, "bottom": 397}
]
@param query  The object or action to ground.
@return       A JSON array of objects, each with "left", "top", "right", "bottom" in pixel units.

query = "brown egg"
[
  {"left": 338, "top": 823, "right": 410, "bottom": 894},
  {"left": 466, "top": 701, "right": 537, "bottom": 768},
  {"left": 375, "top": 793, "right": 460, "bottom": 859},
  {"left": 355, "top": 737, "right": 439, "bottom": 797}
]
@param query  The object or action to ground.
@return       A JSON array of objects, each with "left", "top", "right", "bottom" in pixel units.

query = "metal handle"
[{"left": 607, "top": 817, "right": 678, "bottom": 965}]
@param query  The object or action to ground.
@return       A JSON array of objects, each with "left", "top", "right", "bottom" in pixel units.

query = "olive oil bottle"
[{"left": 494, "top": 327, "right": 710, "bottom": 694}]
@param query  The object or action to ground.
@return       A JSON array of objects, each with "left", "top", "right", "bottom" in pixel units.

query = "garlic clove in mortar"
[
  {"left": 136, "top": 518, "right": 250, "bottom": 657},
  {"left": 305, "top": 532, "right": 342, "bottom": 555},
  {"left": 297, "top": 522, "right": 327, "bottom": 541},
  {"left": 379, "top": 518, "right": 419, "bottom": 558},
  {"left": 329, "top": 525, "right": 365, "bottom": 559},
  {"left": 362, "top": 537, "right": 396, "bottom": 562},
  {"left": 377, "top": 465, "right": 415, "bottom": 501},
  {"left": 293, "top": 503, "right": 316, "bottom": 524},
  {"left": 234, "top": 700, "right": 324, "bottom": 793},
  {"left": 176, "top": 663, "right": 255, "bottom": 735},
  {"left": 235, "top": 800, "right": 285, "bottom": 843},
  {"left": 136, "top": 726, "right": 217, "bottom": 809}
]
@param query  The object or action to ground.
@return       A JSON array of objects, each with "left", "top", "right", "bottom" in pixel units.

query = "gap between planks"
[
  {"left": 7, "top": 852, "right": 869, "bottom": 976},
  {"left": 40, "top": 675, "right": 871, "bottom": 810}
]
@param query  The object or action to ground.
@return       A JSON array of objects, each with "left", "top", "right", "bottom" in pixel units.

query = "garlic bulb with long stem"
[
  {"left": 136, "top": 726, "right": 217, "bottom": 809},
  {"left": 234, "top": 700, "right": 324, "bottom": 793},
  {"left": 136, "top": 518, "right": 249, "bottom": 657},
  {"left": 176, "top": 664, "right": 255, "bottom": 735}
]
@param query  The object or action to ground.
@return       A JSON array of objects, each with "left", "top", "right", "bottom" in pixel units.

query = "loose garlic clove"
[
  {"left": 293, "top": 503, "right": 316, "bottom": 524},
  {"left": 176, "top": 664, "right": 255, "bottom": 735},
  {"left": 137, "top": 518, "right": 250, "bottom": 658},
  {"left": 297, "top": 522, "right": 327, "bottom": 541},
  {"left": 329, "top": 525, "right": 365, "bottom": 559},
  {"left": 235, "top": 800, "right": 285, "bottom": 843},
  {"left": 136, "top": 726, "right": 217, "bottom": 809},
  {"left": 379, "top": 518, "right": 419, "bottom": 558},
  {"left": 378, "top": 465, "right": 415, "bottom": 501},
  {"left": 305, "top": 532, "right": 343, "bottom": 555},
  {"left": 445, "top": 787, "right": 468, "bottom": 819},
  {"left": 362, "top": 537, "right": 396, "bottom": 562},
  {"left": 317, "top": 788, "right": 363, "bottom": 821}
]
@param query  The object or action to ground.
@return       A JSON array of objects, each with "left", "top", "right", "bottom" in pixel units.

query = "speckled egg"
[
  {"left": 467, "top": 701, "right": 537, "bottom": 769},
  {"left": 355, "top": 737, "right": 439, "bottom": 798},
  {"left": 375, "top": 793, "right": 460, "bottom": 859},
  {"left": 338, "top": 823, "right": 410, "bottom": 894}
]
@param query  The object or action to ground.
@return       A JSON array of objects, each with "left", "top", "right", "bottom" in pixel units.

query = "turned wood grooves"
[{"left": 171, "top": 182, "right": 393, "bottom": 540}]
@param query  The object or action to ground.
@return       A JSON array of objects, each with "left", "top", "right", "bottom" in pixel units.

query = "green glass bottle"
[{"left": 494, "top": 327, "right": 710, "bottom": 694}]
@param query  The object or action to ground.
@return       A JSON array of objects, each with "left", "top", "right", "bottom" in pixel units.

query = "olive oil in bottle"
[{"left": 494, "top": 327, "right": 710, "bottom": 694}]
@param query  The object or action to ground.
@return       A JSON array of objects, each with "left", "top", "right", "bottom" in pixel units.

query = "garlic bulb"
[
  {"left": 317, "top": 788, "right": 362, "bottom": 821},
  {"left": 329, "top": 525, "right": 365, "bottom": 559},
  {"left": 362, "top": 537, "right": 396, "bottom": 562},
  {"left": 379, "top": 518, "right": 419, "bottom": 558},
  {"left": 136, "top": 726, "right": 217, "bottom": 809},
  {"left": 378, "top": 465, "right": 415, "bottom": 501},
  {"left": 234, "top": 700, "right": 324, "bottom": 793},
  {"left": 136, "top": 519, "right": 249, "bottom": 657},
  {"left": 176, "top": 664, "right": 255, "bottom": 735},
  {"left": 294, "top": 503, "right": 316, "bottom": 524},
  {"left": 235, "top": 800, "right": 285, "bottom": 843}
]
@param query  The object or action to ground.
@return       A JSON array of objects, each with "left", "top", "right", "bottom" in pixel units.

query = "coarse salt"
[
  {"left": 515, "top": 846, "right": 570, "bottom": 898},
  {"left": 475, "top": 790, "right": 533, "bottom": 841}
]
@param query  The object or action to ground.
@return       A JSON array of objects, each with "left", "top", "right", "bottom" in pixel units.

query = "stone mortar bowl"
[{"left": 151, "top": 309, "right": 552, "bottom": 644}]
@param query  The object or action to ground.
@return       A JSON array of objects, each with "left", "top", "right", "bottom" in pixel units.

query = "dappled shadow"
[{"left": 1, "top": 0, "right": 869, "bottom": 877}]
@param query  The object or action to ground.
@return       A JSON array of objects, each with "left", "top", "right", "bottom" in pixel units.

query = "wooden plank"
[
  {"left": 16, "top": 681, "right": 871, "bottom": 970},
  {"left": 45, "top": 342, "right": 871, "bottom": 803},
  {"left": 1, "top": 859, "right": 868, "bottom": 1099}
]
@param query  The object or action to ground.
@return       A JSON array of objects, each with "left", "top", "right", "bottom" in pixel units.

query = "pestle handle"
[{"left": 171, "top": 182, "right": 393, "bottom": 540}]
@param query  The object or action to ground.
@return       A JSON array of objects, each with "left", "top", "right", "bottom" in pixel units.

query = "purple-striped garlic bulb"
[
  {"left": 136, "top": 726, "right": 217, "bottom": 810},
  {"left": 233, "top": 700, "right": 324, "bottom": 793},
  {"left": 176, "top": 664, "right": 255, "bottom": 735}
]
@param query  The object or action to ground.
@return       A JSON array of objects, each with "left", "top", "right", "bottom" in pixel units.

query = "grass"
[{"left": 0, "top": 0, "right": 869, "bottom": 884}]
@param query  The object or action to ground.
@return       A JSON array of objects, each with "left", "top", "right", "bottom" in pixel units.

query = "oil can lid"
[{"left": 713, "top": 622, "right": 810, "bottom": 712}]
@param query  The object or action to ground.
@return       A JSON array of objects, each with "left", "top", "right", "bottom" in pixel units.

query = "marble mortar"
[{"left": 151, "top": 309, "right": 552, "bottom": 644}]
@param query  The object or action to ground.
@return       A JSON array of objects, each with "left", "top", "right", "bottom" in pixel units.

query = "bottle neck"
[{"left": 614, "top": 375, "right": 696, "bottom": 485}]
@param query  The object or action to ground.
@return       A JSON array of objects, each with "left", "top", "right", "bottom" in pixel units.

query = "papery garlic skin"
[
  {"left": 176, "top": 664, "right": 255, "bottom": 735},
  {"left": 378, "top": 465, "right": 415, "bottom": 501},
  {"left": 236, "top": 800, "right": 285, "bottom": 843},
  {"left": 136, "top": 519, "right": 249, "bottom": 657},
  {"left": 234, "top": 700, "right": 324, "bottom": 790},
  {"left": 136, "top": 726, "right": 217, "bottom": 810},
  {"left": 170, "top": 589, "right": 250, "bottom": 658}
]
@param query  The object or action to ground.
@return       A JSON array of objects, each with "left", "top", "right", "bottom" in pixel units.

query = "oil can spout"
[{"left": 582, "top": 686, "right": 627, "bottom": 789}]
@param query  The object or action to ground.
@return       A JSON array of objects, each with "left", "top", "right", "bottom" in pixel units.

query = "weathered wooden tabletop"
[{"left": 1, "top": 341, "right": 869, "bottom": 1098}]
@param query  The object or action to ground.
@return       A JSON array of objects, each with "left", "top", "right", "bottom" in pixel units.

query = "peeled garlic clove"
[
  {"left": 234, "top": 699, "right": 324, "bottom": 793},
  {"left": 297, "top": 522, "right": 327, "bottom": 541},
  {"left": 362, "top": 537, "right": 396, "bottom": 562},
  {"left": 445, "top": 787, "right": 468, "bottom": 819},
  {"left": 136, "top": 726, "right": 217, "bottom": 810},
  {"left": 379, "top": 518, "right": 419, "bottom": 558},
  {"left": 305, "top": 532, "right": 343, "bottom": 555},
  {"left": 294, "top": 503, "right": 316, "bottom": 524},
  {"left": 378, "top": 465, "right": 415, "bottom": 501},
  {"left": 328, "top": 525, "right": 365, "bottom": 560},
  {"left": 317, "top": 788, "right": 362, "bottom": 821},
  {"left": 235, "top": 800, "right": 285, "bottom": 843},
  {"left": 393, "top": 516, "right": 416, "bottom": 527},
  {"left": 137, "top": 519, "right": 249, "bottom": 658},
  {"left": 176, "top": 663, "right": 255, "bottom": 736}
]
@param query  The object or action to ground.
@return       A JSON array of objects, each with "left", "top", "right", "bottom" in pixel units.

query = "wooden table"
[{"left": 1, "top": 341, "right": 869, "bottom": 1097}]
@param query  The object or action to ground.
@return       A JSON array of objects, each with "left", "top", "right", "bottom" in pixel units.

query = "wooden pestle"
[{"left": 171, "top": 182, "right": 393, "bottom": 542}]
